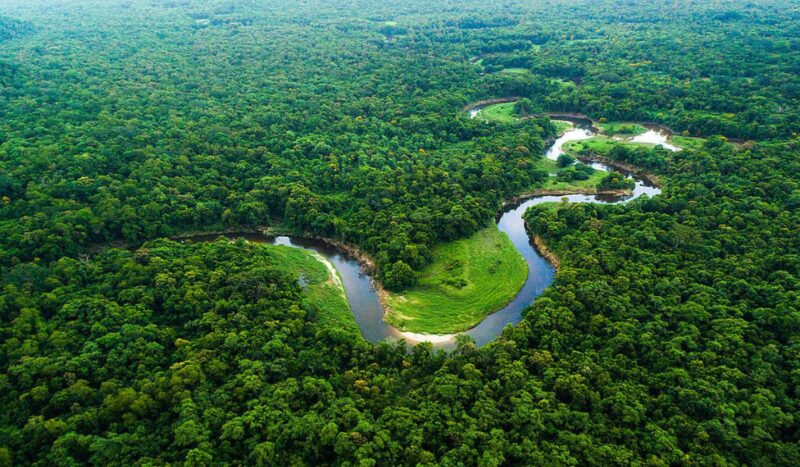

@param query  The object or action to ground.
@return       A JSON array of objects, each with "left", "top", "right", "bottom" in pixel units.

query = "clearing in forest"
[
  {"left": 266, "top": 244, "right": 359, "bottom": 334},
  {"left": 384, "top": 227, "right": 527, "bottom": 334},
  {"left": 473, "top": 102, "right": 518, "bottom": 122}
]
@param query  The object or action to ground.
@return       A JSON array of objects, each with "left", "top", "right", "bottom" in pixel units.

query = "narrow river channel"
[{"left": 193, "top": 118, "right": 662, "bottom": 349}]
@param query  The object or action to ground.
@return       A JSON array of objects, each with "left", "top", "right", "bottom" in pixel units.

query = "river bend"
[{"left": 195, "top": 118, "right": 662, "bottom": 348}]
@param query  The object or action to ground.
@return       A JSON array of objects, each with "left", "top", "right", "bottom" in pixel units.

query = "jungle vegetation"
[
  {"left": 384, "top": 226, "right": 527, "bottom": 334},
  {"left": 1, "top": 0, "right": 799, "bottom": 465}
]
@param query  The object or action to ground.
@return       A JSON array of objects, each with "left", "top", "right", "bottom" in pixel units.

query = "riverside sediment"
[{"left": 531, "top": 234, "right": 560, "bottom": 272}]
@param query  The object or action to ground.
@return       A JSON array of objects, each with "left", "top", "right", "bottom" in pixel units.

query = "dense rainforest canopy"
[{"left": 1, "top": 0, "right": 799, "bottom": 465}]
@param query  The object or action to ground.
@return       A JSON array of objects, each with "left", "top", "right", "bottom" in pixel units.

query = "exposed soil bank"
[{"left": 531, "top": 234, "right": 560, "bottom": 272}]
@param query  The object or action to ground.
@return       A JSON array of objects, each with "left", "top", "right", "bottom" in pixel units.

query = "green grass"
[
  {"left": 670, "top": 135, "right": 706, "bottom": 150},
  {"left": 553, "top": 120, "right": 574, "bottom": 135},
  {"left": 598, "top": 121, "right": 648, "bottom": 136},
  {"left": 563, "top": 135, "right": 658, "bottom": 156},
  {"left": 563, "top": 136, "right": 620, "bottom": 155},
  {"left": 551, "top": 78, "right": 576, "bottom": 89},
  {"left": 385, "top": 227, "right": 527, "bottom": 334},
  {"left": 264, "top": 244, "right": 359, "bottom": 334},
  {"left": 499, "top": 67, "right": 531, "bottom": 75},
  {"left": 534, "top": 157, "right": 608, "bottom": 190},
  {"left": 474, "top": 102, "right": 518, "bottom": 123}
]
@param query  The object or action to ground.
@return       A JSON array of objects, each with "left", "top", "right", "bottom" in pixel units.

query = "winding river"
[{"left": 196, "top": 117, "right": 662, "bottom": 349}]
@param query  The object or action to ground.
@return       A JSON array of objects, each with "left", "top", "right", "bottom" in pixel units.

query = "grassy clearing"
[
  {"left": 499, "top": 67, "right": 531, "bottom": 75},
  {"left": 265, "top": 244, "right": 359, "bottom": 334},
  {"left": 541, "top": 170, "right": 608, "bottom": 190},
  {"left": 563, "top": 136, "right": 620, "bottom": 155},
  {"left": 533, "top": 157, "right": 608, "bottom": 190},
  {"left": 670, "top": 135, "right": 706, "bottom": 150},
  {"left": 599, "top": 121, "right": 648, "bottom": 136},
  {"left": 475, "top": 102, "right": 518, "bottom": 123},
  {"left": 385, "top": 227, "right": 527, "bottom": 334},
  {"left": 551, "top": 78, "right": 576, "bottom": 89},
  {"left": 563, "top": 135, "right": 659, "bottom": 156},
  {"left": 553, "top": 119, "right": 574, "bottom": 135}
]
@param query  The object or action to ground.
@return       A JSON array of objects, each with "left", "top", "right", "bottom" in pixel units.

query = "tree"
[
  {"left": 383, "top": 260, "right": 416, "bottom": 291},
  {"left": 556, "top": 154, "right": 576, "bottom": 168},
  {"left": 514, "top": 98, "right": 534, "bottom": 117}
]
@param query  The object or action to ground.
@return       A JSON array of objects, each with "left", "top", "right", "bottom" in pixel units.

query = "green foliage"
[
  {"left": 473, "top": 102, "right": 519, "bottom": 123},
  {"left": 669, "top": 135, "right": 707, "bottom": 151},
  {"left": 0, "top": 239, "right": 372, "bottom": 464},
  {"left": 382, "top": 260, "right": 416, "bottom": 291},
  {"left": 596, "top": 172, "right": 635, "bottom": 191},
  {"left": 0, "top": 16, "right": 31, "bottom": 43},
  {"left": 0, "top": 0, "right": 799, "bottom": 465},
  {"left": 524, "top": 138, "right": 800, "bottom": 466},
  {"left": 265, "top": 243, "right": 359, "bottom": 334},
  {"left": 552, "top": 119, "right": 575, "bottom": 134},
  {"left": 598, "top": 122, "right": 648, "bottom": 136},
  {"left": 563, "top": 136, "right": 615, "bottom": 155},
  {"left": 556, "top": 163, "right": 594, "bottom": 182},
  {"left": 535, "top": 157, "right": 613, "bottom": 192},
  {"left": 384, "top": 226, "right": 527, "bottom": 333},
  {"left": 556, "top": 153, "right": 576, "bottom": 167},
  {"left": 0, "top": 1, "right": 556, "bottom": 283},
  {"left": 513, "top": 98, "right": 534, "bottom": 117}
]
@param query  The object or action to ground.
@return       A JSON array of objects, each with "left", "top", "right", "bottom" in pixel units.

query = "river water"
[
  {"left": 193, "top": 119, "right": 662, "bottom": 349},
  {"left": 630, "top": 127, "right": 681, "bottom": 151}
]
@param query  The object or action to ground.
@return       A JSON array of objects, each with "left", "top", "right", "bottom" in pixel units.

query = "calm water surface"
[{"left": 192, "top": 119, "right": 662, "bottom": 349}]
